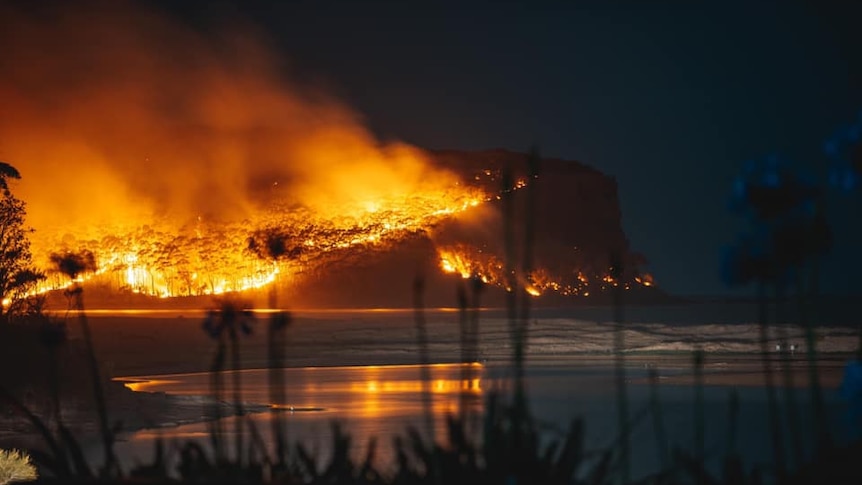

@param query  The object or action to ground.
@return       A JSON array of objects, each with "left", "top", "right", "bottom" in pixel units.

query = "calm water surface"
[
  {"left": 108, "top": 360, "right": 849, "bottom": 479},
  {"left": 70, "top": 303, "right": 857, "bottom": 478}
]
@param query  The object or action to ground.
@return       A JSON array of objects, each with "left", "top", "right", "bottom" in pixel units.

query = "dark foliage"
[
  {"left": 49, "top": 249, "right": 97, "bottom": 279},
  {"left": 0, "top": 162, "right": 44, "bottom": 322}
]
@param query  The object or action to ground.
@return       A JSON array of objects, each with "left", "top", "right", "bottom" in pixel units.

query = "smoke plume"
[{"left": 0, "top": 0, "right": 456, "bottom": 240}]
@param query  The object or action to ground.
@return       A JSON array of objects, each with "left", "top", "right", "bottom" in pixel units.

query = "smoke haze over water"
[{"left": 0, "top": 0, "right": 458, "bottom": 238}]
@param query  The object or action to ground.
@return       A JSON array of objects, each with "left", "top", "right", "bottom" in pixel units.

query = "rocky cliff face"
[
  {"left": 431, "top": 149, "right": 646, "bottom": 279},
  {"left": 289, "top": 149, "right": 660, "bottom": 308}
]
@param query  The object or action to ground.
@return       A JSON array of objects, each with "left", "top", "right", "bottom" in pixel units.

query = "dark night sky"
[{"left": 166, "top": 1, "right": 862, "bottom": 296}]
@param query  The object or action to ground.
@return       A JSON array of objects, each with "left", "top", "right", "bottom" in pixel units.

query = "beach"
[
  {"left": 60, "top": 301, "right": 862, "bottom": 376},
  {"left": 2, "top": 302, "right": 859, "bottom": 479}
]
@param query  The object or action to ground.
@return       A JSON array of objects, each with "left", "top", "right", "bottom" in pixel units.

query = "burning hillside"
[
  {"left": 27, "top": 148, "right": 658, "bottom": 309},
  {"left": 0, "top": 2, "right": 656, "bottom": 308},
  {"left": 32, "top": 183, "right": 486, "bottom": 299},
  {"left": 283, "top": 149, "right": 657, "bottom": 308}
]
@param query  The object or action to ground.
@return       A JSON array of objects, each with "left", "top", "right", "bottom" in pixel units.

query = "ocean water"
[
  {"left": 89, "top": 302, "right": 860, "bottom": 480},
  {"left": 108, "top": 362, "right": 851, "bottom": 480},
  {"left": 85, "top": 302, "right": 860, "bottom": 372}
]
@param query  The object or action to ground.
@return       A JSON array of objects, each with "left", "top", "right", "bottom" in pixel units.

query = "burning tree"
[{"left": 0, "top": 161, "right": 43, "bottom": 323}]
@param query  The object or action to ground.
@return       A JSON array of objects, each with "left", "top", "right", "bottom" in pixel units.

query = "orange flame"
[
  {"left": 0, "top": 2, "right": 488, "bottom": 299},
  {"left": 435, "top": 245, "right": 654, "bottom": 298}
]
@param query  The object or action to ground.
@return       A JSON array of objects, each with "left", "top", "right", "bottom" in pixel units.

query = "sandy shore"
[
  {"left": 3, "top": 309, "right": 856, "bottom": 465},
  {"left": 62, "top": 311, "right": 862, "bottom": 375},
  {"left": 639, "top": 357, "right": 850, "bottom": 389},
  {"left": 0, "top": 379, "right": 270, "bottom": 453}
]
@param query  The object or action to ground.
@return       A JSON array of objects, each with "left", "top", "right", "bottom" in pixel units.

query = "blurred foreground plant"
[
  {"left": 723, "top": 154, "right": 834, "bottom": 475},
  {"left": 720, "top": 111, "right": 862, "bottom": 482},
  {"left": 0, "top": 449, "right": 37, "bottom": 485},
  {"left": 389, "top": 402, "right": 611, "bottom": 485},
  {"left": 248, "top": 228, "right": 294, "bottom": 472},
  {"left": 50, "top": 249, "right": 121, "bottom": 478},
  {"left": 203, "top": 299, "right": 256, "bottom": 466}
]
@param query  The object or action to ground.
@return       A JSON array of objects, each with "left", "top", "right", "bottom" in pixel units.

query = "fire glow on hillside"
[
  {"left": 22, "top": 170, "right": 652, "bottom": 302},
  {"left": 31, "top": 186, "right": 487, "bottom": 298},
  {"left": 437, "top": 244, "right": 654, "bottom": 298},
  {"left": 0, "top": 2, "right": 654, "bottom": 305}
]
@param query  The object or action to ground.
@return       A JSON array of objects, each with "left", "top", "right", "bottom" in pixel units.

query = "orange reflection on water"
[
  {"left": 350, "top": 377, "right": 481, "bottom": 395},
  {"left": 113, "top": 362, "right": 491, "bottom": 472},
  {"left": 120, "top": 378, "right": 182, "bottom": 392},
  {"left": 334, "top": 364, "right": 482, "bottom": 418},
  {"left": 297, "top": 362, "right": 484, "bottom": 419},
  {"left": 116, "top": 362, "right": 486, "bottom": 425}
]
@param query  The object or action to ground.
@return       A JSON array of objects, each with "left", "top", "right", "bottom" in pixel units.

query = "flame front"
[
  {"left": 437, "top": 245, "right": 654, "bottom": 297},
  {"left": 30, "top": 187, "right": 486, "bottom": 298}
]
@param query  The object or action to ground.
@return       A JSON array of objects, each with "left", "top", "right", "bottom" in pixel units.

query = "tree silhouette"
[
  {"left": 0, "top": 161, "right": 21, "bottom": 196},
  {"left": 0, "top": 160, "right": 43, "bottom": 323}
]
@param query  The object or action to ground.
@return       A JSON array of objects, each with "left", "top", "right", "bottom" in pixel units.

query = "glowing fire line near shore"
[
  {"left": 27, "top": 187, "right": 487, "bottom": 299},
  {"left": 437, "top": 244, "right": 654, "bottom": 297},
  {"left": 16, "top": 172, "right": 653, "bottom": 303}
]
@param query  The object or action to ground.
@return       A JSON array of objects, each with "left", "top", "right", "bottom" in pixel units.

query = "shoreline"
[
  {"left": 2, "top": 353, "right": 855, "bottom": 479},
  {"left": 0, "top": 383, "right": 271, "bottom": 455},
  {"left": 3, "top": 308, "right": 856, "bottom": 465},
  {"left": 64, "top": 313, "right": 861, "bottom": 378},
  {"left": 4, "top": 351, "right": 854, "bottom": 447},
  {"left": 102, "top": 355, "right": 857, "bottom": 480}
]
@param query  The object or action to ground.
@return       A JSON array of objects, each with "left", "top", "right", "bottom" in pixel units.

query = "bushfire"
[
  {"left": 437, "top": 244, "right": 654, "bottom": 298},
  {"left": 0, "top": 3, "right": 654, "bottom": 306},
  {"left": 23, "top": 174, "right": 652, "bottom": 303},
  {"left": 28, "top": 186, "right": 486, "bottom": 299}
]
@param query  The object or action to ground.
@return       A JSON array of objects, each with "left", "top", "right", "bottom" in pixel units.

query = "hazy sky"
[{"left": 13, "top": 0, "right": 862, "bottom": 296}]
